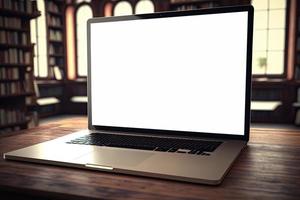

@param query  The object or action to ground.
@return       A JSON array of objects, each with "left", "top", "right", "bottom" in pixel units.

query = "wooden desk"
[{"left": 0, "top": 117, "right": 299, "bottom": 200}]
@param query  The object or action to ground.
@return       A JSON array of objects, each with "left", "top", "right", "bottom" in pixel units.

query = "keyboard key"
[
  {"left": 168, "top": 148, "right": 178, "bottom": 152},
  {"left": 155, "top": 147, "right": 169, "bottom": 152},
  {"left": 177, "top": 149, "right": 190, "bottom": 153},
  {"left": 188, "top": 150, "right": 198, "bottom": 154}
]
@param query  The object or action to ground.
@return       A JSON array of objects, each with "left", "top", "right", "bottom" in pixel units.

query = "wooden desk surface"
[{"left": 0, "top": 117, "right": 300, "bottom": 200}]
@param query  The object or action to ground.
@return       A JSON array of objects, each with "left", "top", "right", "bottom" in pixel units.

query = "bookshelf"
[
  {"left": 46, "top": 0, "right": 65, "bottom": 80},
  {"left": 32, "top": 0, "right": 66, "bottom": 118},
  {"left": 169, "top": 0, "right": 219, "bottom": 10},
  {"left": 169, "top": 0, "right": 250, "bottom": 11},
  {"left": 0, "top": 0, "right": 40, "bottom": 133}
]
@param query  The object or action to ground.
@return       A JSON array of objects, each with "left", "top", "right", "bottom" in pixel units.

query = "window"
[
  {"left": 135, "top": 0, "right": 155, "bottom": 14},
  {"left": 30, "top": 0, "right": 48, "bottom": 78},
  {"left": 114, "top": 1, "right": 133, "bottom": 16},
  {"left": 252, "top": 0, "right": 287, "bottom": 75},
  {"left": 76, "top": 5, "right": 93, "bottom": 77}
]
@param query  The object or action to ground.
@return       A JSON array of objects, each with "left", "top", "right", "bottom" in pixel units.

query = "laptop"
[{"left": 4, "top": 5, "right": 253, "bottom": 185}]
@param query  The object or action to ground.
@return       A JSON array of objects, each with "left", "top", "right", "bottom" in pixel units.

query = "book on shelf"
[
  {"left": 49, "top": 65, "right": 63, "bottom": 80},
  {"left": 0, "top": 0, "right": 33, "bottom": 14},
  {"left": 174, "top": 5, "right": 198, "bottom": 10},
  {"left": 26, "top": 96, "right": 36, "bottom": 106},
  {"left": 0, "top": 126, "right": 20, "bottom": 134},
  {"left": 0, "top": 107, "right": 25, "bottom": 126},
  {"left": 0, "top": 16, "right": 22, "bottom": 29},
  {"left": 49, "top": 30, "right": 63, "bottom": 41},
  {"left": 49, "top": 57, "right": 64, "bottom": 66},
  {"left": 26, "top": 110, "right": 38, "bottom": 128},
  {"left": 0, "top": 67, "right": 19, "bottom": 80},
  {"left": 0, "top": 30, "right": 28, "bottom": 45},
  {"left": 0, "top": 49, "right": 31, "bottom": 64},
  {"left": 47, "top": 1, "right": 60, "bottom": 13},
  {"left": 49, "top": 44, "right": 63, "bottom": 55},
  {"left": 47, "top": 14, "right": 62, "bottom": 27},
  {"left": 23, "top": 72, "right": 34, "bottom": 93},
  {"left": 0, "top": 82, "right": 22, "bottom": 95}
]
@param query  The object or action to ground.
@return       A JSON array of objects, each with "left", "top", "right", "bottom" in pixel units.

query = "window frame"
[
  {"left": 75, "top": 2, "right": 93, "bottom": 78},
  {"left": 99, "top": 0, "right": 157, "bottom": 17},
  {"left": 31, "top": 0, "right": 49, "bottom": 80},
  {"left": 65, "top": 1, "right": 94, "bottom": 80}
]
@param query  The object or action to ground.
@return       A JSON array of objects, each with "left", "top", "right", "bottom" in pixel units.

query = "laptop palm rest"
[{"left": 75, "top": 147, "right": 154, "bottom": 169}]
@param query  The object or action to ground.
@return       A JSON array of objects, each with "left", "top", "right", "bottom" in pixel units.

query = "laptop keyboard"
[{"left": 67, "top": 133, "right": 222, "bottom": 155}]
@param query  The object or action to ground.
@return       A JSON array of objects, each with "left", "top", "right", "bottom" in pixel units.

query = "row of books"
[
  {"left": 170, "top": 0, "right": 196, "bottom": 3},
  {"left": 24, "top": 73, "right": 34, "bottom": 93},
  {"left": 0, "top": 81, "right": 30, "bottom": 96},
  {"left": 0, "top": 108, "right": 25, "bottom": 127},
  {"left": 0, "top": 49, "right": 31, "bottom": 64},
  {"left": 174, "top": 5, "right": 198, "bottom": 11},
  {"left": 0, "top": 78, "right": 33, "bottom": 96},
  {"left": 0, "top": 16, "right": 22, "bottom": 29},
  {"left": 48, "top": 15, "right": 62, "bottom": 27},
  {"left": 0, "top": 67, "right": 19, "bottom": 80},
  {"left": 49, "top": 65, "right": 63, "bottom": 80},
  {"left": 0, "top": 0, "right": 33, "bottom": 13},
  {"left": 170, "top": 0, "right": 215, "bottom": 4},
  {"left": 49, "top": 44, "right": 63, "bottom": 55},
  {"left": 49, "top": 30, "right": 63, "bottom": 41},
  {"left": 0, "top": 81, "right": 23, "bottom": 95},
  {"left": 47, "top": 1, "right": 60, "bottom": 13},
  {"left": 49, "top": 57, "right": 64, "bottom": 66},
  {"left": 0, "top": 30, "right": 28, "bottom": 45},
  {"left": 0, "top": 126, "right": 21, "bottom": 134}
]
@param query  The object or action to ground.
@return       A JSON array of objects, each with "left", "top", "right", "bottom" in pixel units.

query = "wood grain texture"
[{"left": 0, "top": 117, "right": 300, "bottom": 200}]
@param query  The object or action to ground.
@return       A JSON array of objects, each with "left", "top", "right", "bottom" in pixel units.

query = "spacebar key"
[{"left": 109, "top": 144, "right": 155, "bottom": 151}]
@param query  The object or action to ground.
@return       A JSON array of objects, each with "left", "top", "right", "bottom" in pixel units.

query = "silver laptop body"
[{"left": 4, "top": 6, "right": 254, "bottom": 185}]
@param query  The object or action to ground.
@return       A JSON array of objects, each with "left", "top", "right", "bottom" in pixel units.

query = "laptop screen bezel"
[{"left": 87, "top": 5, "right": 253, "bottom": 141}]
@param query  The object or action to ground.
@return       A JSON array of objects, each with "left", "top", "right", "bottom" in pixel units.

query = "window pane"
[
  {"left": 252, "top": 51, "right": 267, "bottom": 74},
  {"left": 253, "top": 30, "right": 267, "bottom": 51},
  {"left": 135, "top": 0, "right": 155, "bottom": 14},
  {"left": 252, "top": 0, "right": 268, "bottom": 10},
  {"left": 269, "top": 9, "right": 286, "bottom": 29},
  {"left": 254, "top": 11, "right": 268, "bottom": 29},
  {"left": 269, "top": 0, "right": 286, "bottom": 9},
  {"left": 76, "top": 0, "right": 91, "bottom": 3},
  {"left": 76, "top": 5, "right": 92, "bottom": 77},
  {"left": 267, "top": 51, "right": 284, "bottom": 74},
  {"left": 30, "top": 0, "right": 48, "bottom": 77},
  {"left": 114, "top": 1, "right": 133, "bottom": 16},
  {"left": 268, "top": 29, "right": 285, "bottom": 50},
  {"left": 30, "top": 20, "right": 38, "bottom": 76}
]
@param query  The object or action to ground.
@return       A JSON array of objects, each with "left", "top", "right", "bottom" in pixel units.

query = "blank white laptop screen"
[{"left": 90, "top": 11, "right": 249, "bottom": 136}]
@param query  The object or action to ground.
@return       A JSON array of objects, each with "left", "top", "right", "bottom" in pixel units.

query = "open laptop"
[{"left": 4, "top": 5, "right": 253, "bottom": 185}]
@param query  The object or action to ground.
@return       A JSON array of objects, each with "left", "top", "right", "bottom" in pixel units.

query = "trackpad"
[{"left": 74, "top": 147, "right": 154, "bottom": 168}]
